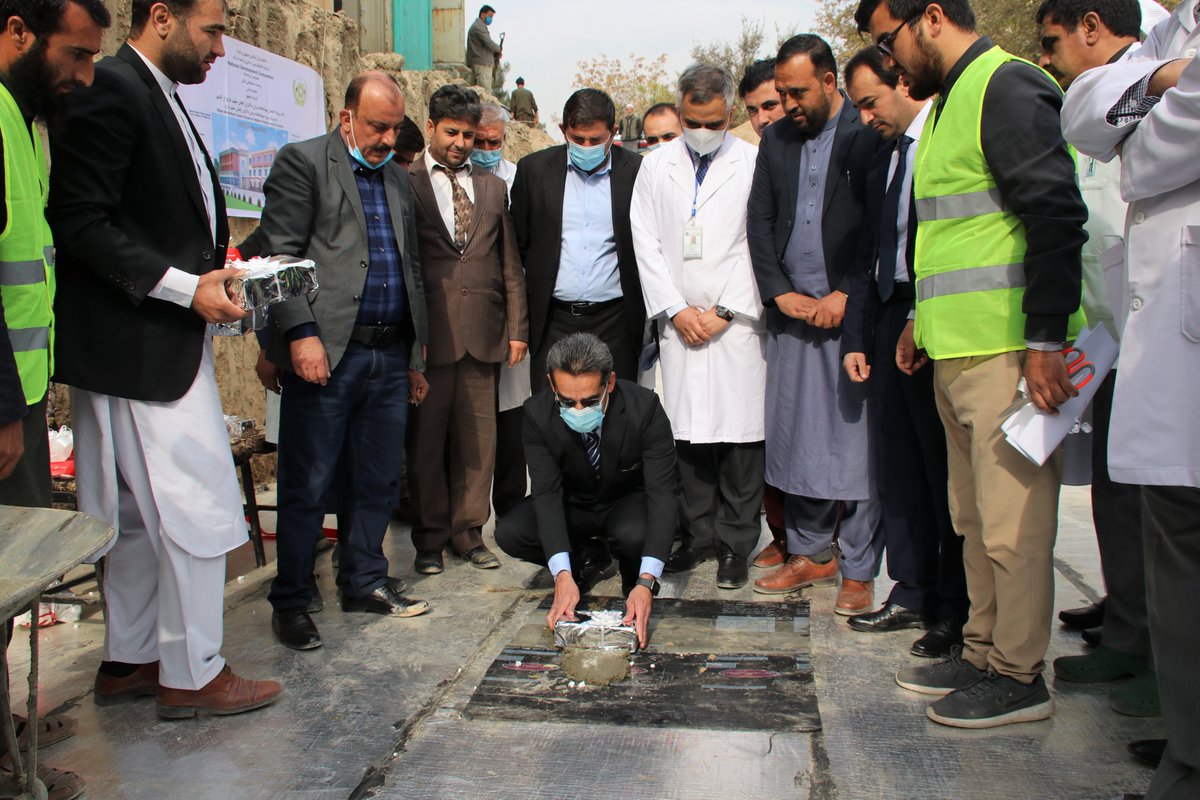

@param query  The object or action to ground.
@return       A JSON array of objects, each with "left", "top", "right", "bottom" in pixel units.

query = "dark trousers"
[
  {"left": 1092, "top": 371, "right": 1148, "bottom": 655},
  {"left": 529, "top": 299, "right": 638, "bottom": 391},
  {"left": 496, "top": 491, "right": 650, "bottom": 591},
  {"left": 1141, "top": 485, "right": 1200, "bottom": 800},
  {"left": 0, "top": 397, "right": 51, "bottom": 509},
  {"left": 676, "top": 440, "right": 764, "bottom": 558},
  {"left": 492, "top": 406, "right": 527, "bottom": 519},
  {"left": 872, "top": 297, "right": 966, "bottom": 621},
  {"left": 270, "top": 341, "right": 409, "bottom": 610}
]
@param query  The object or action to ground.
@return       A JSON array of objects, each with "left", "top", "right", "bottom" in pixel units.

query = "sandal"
[
  {"left": 12, "top": 713, "right": 78, "bottom": 750},
  {"left": 0, "top": 763, "right": 85, "bottom": 800}
]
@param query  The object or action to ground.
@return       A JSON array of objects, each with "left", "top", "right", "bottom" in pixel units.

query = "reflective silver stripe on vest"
[
  {"left": 0, "top": 258, "right": 46, "bottom": 286},
  {"left": 917, "top": 263, "right": 1025, "bottom": 302},
  {"left": 44, "top": 245, "right": 54, "bottom": 267},
  {"left": 916, "top": 188, "right": 1006, "bottom": 222},
  {"left": 7, "top": 326, "right": 49, "bottom": 352}
]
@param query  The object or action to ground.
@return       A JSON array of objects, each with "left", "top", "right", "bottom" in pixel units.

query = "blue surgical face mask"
[
  {"left": 484, "top": 14, "right": 494, "bottom": 24},
  {"left": 470, "top": 147, "right": 503, "bottom": 170},
  {"left": 348, "top": 111, "right": 394, "bottom": 170},
  {"left": 557, "top": 386, "right": 609, "bottom": 433},
  {"left": 567, "top": 139, "right": 609, "bottom": 172}
]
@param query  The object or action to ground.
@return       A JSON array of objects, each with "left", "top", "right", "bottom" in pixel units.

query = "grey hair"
[
  {"left": 677, "top": 63, "right": 735, "bottom": 111},
  {"left": 480, "top": 102, "right": 510, "bottom": 126},
  {"left": 546, "top": 333, "right": 614, "bottom": 382}
]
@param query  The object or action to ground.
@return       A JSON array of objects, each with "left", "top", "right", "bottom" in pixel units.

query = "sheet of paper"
[{"left": 1002, "top": 326, "right": 1120, "bottom": 466}]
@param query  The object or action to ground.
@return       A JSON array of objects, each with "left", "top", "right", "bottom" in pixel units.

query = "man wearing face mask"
[
  {"left": 406, "top": 85, "right": 527, "bottom": 576},
  {"left": 630, "top": 65, "right": 766, "bottom": 590},
  {"left": 466, "top": 5, "right": 500, "bottom": 91},
  {"left": 256, "top": 71, "right": 432, "bottom": 651},
  {"left": 49, "top": 0, "right": 283, "bottom": 717},
  {"left": 640, "top": 102, "right": 683, "bottom": 153},
  {"left": 746, "top": 34, "right": 884, "bottom": 614},
  {"left": 495, "top": 332, "right": 680, "bottom": 649},
  {"left": 510, "top": 88, "right": 644, "bottom": 389}
]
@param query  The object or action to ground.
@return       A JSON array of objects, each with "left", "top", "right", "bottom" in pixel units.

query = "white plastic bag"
[{"left": 47, "top": 426, "right": 73, "bottom": 462}]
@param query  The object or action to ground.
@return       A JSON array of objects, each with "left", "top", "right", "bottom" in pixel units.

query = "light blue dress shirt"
[{"left": 553, "top": 155, "right": 623, "bottom": 302}]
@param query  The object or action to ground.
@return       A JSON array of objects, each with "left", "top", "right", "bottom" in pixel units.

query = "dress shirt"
[
  {"left": 132, "top": 46, "right": 217, "bottom": 311},
  {"left": 553, "top": 154, "right": 622, "bottom": 302},
  {"left": 425, "top": 150, "right": 476, "bottom": 240},
  {"left": 932, "top": 37, "right": 1087, "bottom": 344},
  {"left": 878, "top": 101, "right": 931, "bottom": 286},
  {"left": 546, "top": 418, "right": 665, "bottom": 580}
]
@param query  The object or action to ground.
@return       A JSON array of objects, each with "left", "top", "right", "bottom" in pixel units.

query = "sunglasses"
[
  {"left": 877, "top": 11, "right": 923, "bottom": 57},
  {"left": 553, "top": 392, "right": 605, "bottom": 410}
]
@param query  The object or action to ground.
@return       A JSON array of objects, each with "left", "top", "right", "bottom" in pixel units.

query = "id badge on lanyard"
[{"left": 683, "top": 171, "right": 703, "bottom": 260}]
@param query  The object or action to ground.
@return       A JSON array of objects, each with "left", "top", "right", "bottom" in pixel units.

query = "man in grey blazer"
[{"left": 257, "top": 71, "right": 431, "bottom": 651}]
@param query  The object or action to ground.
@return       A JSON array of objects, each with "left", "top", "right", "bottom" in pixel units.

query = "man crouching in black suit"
[{"left": 495, "top": 332, "right": 679, "bottom": 647}]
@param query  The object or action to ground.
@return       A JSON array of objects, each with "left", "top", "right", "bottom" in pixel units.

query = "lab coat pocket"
[{"left": 1182, "top": 226, "right": 1200, "bottom": 343}]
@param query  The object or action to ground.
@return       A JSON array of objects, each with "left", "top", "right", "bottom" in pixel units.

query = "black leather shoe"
[
  {"left": 1059, "top": 597, "right": 1106, "bottom": 630},
  {"left": 341, "top": 584, "right": 431, "bottom": 617},
  {"left": 664, "top": 545, "right": 715, "bottom": 574},
  {"left": 388, "top": 577, "right": 408, "bottom": 594},
  {"left": 1081, "top": 626, "right": 1102, "bottom": 647},
  {"left": 460, "top": 545, "right": 501, "bottom": 569},
  {"left": 272, "top": 609, "right": 322, "bottom": 650},
  {"left": 848, "top": 603, "right": 931, "bottom": 632},
  {"left": 911, "top": 619, "right": 963, "bottom": 658},
  {"left": 716, "top": 548, "right": 748, "bottom": 589},
  {"left": 576, "top": 544, "right": 617, "bottom": 594},
  {"left": 1127, "top": 739, "right": 1166, "bottom": 768},
  {"left": 414, "top": 550, "right": 444, "bottom": 575}
]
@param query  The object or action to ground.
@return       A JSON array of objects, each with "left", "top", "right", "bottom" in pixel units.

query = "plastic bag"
[{"left": 48, "top": 426, "right": 73, "bottom": 462}]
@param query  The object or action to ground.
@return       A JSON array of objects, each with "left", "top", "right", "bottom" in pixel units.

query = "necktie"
[
  {"left": 435, "top": 164, "right": 473, "bottom": 250},
  {"left": 877, "top": 135, "right": 913, "bottom": 302},
  {"left": 583, "top": 431, "right": 601, "bottom": 474},
  {"left": 694, "top": 153, "right": 712, "bottom": 185}
]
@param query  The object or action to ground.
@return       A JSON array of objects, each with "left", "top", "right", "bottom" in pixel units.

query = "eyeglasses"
[
  {"left": 553, "top": 392, "right": 604, "bottom": 410},
  {"left": 876, "top": 11, "right": 923, "bottom": 57}
]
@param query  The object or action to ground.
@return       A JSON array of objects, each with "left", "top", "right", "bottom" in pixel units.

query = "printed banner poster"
[{"left": 179, "top": 37, "right": 326, "bottom": 218}]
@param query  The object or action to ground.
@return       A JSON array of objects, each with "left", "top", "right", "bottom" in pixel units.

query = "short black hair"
[
  {"left": 131, "top": 0, "right": 198, "bottom": 34},
  {"left": 515, "top": 76, "right": 525, "bottom": 85},
  {"left": 2, "top": 0, "right": 111, "bottom": 35},
  {"left": 562, "top": 88, "right": 616, "bottom": 130},
  {"left": 738, "top": 58, "right": 776, "bottom": 98},
  {"left": 854, "top": 0, "right": 977, "bottom": 34},
  {"left": 1036, "top": 0, "right": 1140, "bottom": 37},
  {"left": 429, "top": 83, "right": 483, "bottom": 125},
  {"left": 777, "top": 34, "right": 838, "bottom": 81},
  {"left": 844, "top": 45, "right": 900, "bottom": 89},
  {"left": 643, "top": 101, "right": 678, "bottom": 119},
  {"left": 395, "top": 116, "right": 424, "bottom": 154},
  {"left": 344, "top": 71, "right": 404, "bottom": 111},
  {"left": 479, "top": 5, "right": 495, "bottom": 16}
]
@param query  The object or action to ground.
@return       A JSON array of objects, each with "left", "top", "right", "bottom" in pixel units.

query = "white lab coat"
[
  {"left": 491, "top": 157, "right": 531, "bottom": 412},
  {"left": 1061, "top": 0, "right": 1200, "bottom": 488},
  {"left": 630, "top": 135, "right": 766, "bottom": 443}
]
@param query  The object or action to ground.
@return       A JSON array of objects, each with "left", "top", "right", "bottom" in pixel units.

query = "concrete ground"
[{"left": 6, "top": 486, "right": 1159, "bottom": 800}]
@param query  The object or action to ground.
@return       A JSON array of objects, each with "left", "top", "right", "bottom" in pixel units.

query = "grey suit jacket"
[
  {"left": 258, "top": 129, "right": 428, "bottom": 373},
  {"left": 466, "top": 18, "right": 499, "bottom": 67}
]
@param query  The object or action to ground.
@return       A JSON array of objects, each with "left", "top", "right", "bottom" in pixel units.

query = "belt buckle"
[{"left": 570, "top": 302, "right": 588, "bottom": 316}]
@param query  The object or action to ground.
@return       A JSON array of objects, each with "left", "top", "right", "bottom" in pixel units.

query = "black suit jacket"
[
  {"left": 747, "top": 95, "right": 882, "bottom": 325},
  {"left": 522, "top": 379, "right": 679, "bottom": 563},
  {"left": 509, "top": 145, "right": 643, "bottom": 355},
  {"left": 48, "top": 44, "right": 229, "bottom": 402}
]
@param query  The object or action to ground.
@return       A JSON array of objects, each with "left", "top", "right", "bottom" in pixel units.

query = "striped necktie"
[
  {"left": 583, "top": 431, "right": 601, "bottom": 473},
  {"left": 434, "top": 164, "right": 473, "bottom": 250}
]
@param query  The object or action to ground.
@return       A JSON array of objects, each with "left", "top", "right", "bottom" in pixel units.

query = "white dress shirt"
[
  {"left": 878, "top": 101, "right": 932, "bottom": 285},
  {"left": 424, "top": 150, "right": 475, "bottom": 242}
]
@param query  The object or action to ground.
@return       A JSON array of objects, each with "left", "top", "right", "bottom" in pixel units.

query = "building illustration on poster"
[{"left": 179, "top": 37, "right": 326, "bottom": 219}]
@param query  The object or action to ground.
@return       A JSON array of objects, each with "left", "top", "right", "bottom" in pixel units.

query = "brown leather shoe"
[
  {"left": 836, "top": 579, "right": 874, "bottom": 616},
  {"left": 753, "top": 540, "right": 788, "bottom": 569},
  {"left": 156, "top": 665, "right": 282, "bottom": 720},
  {"left": 753, "top": 555, "right": 837, "bottom": 594},
  {"left": 94, "top": 662, "right": 159, "bottom": 706}
]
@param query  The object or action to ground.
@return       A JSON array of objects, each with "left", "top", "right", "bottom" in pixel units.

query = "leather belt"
[
  {"left": 551, "top": 298, "right": 621, "bottom": 317},
  {"left": 349, "top": 324, "right": 405, "bottom": 347}
]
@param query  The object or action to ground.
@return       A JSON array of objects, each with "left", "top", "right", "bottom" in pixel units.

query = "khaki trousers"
[
  {"left": 471, "top": 64, "right": 495, "bottom": 91},
  {"left": 933, "top": 351, "right": 1062, "bottom": 682}
]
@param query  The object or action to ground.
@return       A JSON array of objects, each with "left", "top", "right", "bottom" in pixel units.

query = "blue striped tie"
[{"left": 584, "top": 431, "right": 601, "bottom": 473}]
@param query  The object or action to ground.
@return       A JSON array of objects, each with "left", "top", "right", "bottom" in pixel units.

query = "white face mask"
[{"left": 683, "top": 127, "right": 726, "bottom": 157}]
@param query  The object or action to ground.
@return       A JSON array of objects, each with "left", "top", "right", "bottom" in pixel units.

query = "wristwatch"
[
  {"left": 714, "top": 305, "right": 734, "bottom": 321},
  {"left": 635, "top": 575, "right": 660, "bottom": 596}
]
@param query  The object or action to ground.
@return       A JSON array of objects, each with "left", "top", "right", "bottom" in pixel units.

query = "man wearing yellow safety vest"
[
  {"left": 0, "top": 2, "right": 109, "bottom": 797},
  {"left": 857, "top": 0, "right": 1088, "bottom": 729}
]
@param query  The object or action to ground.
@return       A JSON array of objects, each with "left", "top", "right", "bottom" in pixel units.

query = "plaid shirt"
[
  {"left": 353, "top": 164, "right": 407, "bottom": 326},
  {"left": 1106, "top": 3, "right": 1199, "bottom": 126}
]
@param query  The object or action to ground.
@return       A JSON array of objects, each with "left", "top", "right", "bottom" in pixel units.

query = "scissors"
[{"left": 1063, "top": 346, "right": 1096, "bottom": 390}]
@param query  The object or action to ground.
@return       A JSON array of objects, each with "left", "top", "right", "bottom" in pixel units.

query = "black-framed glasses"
[
  {"left": 877, "top": 11, "right": 922, "bottom": 57},
  {"left": 553, "top": 392, "right": 604, "bottom": 410}
]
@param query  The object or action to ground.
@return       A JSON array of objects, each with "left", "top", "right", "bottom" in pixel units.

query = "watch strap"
[{"left": 635, "top": 575, "right": 660, "bottom": 596}]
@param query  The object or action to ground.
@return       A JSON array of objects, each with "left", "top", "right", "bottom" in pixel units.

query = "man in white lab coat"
[
  {"left": 631, "top": 64, "right": 767, "bottom": 590},
  {"left": 1062, "top": 2, "right": 1200, "bottom": 795}
]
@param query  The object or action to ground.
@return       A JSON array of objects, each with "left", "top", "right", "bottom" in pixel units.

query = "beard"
[
  {"left": 7, "top": 40, "right": 67, "bottom": 124},
  {"left": 161, "top": 28, "right": 208, "bottom": 85},
  {"left": 903, "top": 28, "right": 944, "bottom": 101},
  {"left": 794, "top": 89, "right": 833, "bottom": 135}
]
